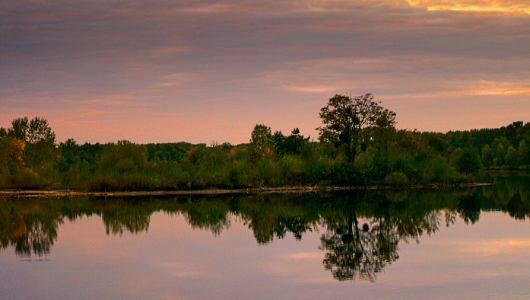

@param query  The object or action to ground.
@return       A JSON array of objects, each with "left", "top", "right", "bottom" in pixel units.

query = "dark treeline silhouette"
[
  {"left": 2, "top": 173, "right": 529, "bottom": 280},
  {"left": 1, "top": 95, "right": 529, "bottom": 191}
]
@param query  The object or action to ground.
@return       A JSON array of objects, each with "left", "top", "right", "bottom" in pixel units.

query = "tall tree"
[
  {"left": 249, "top": 124, "right": 274, "bottom": 161},
  {"left": 317, "top": 94, "right": 395, "bottom": 163},
  {"left": 505, "top": 146, "right": 518, "bottom": 168},
  {"left": 7, "top": 117, "right": 57, "bottom": 167},
  {"left": 518, "top": 140, "right": 529, "bottom": 166},
  {"left": 481, "top": 144, "right": 494, "bottom": 168},
  {"left": 7, "top": 117, "right": 29, "bottom": 141}
]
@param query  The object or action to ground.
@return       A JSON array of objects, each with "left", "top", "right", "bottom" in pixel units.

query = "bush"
[
  {"left": 384, "top": 172, "right": 409, "bottom": 186},
  {"left": 0, "top": 167, "right": 10, "bottom": 189},
  {"left": 256, "top": 159, "right": 282, "bottom": 186},
  {"left": 12, "top": 168, "right": 46, "bottom": 189},
  {"left": 423, "top": 158, "right": 457, "bottom": 183},
  {"left": 369, "top": 154, "right": 391, "bottom": 182},
  {"left": 88, "top": 176, "right": 155, "bottom": 191},
  {"left": 329, "top": 161, "right": 367, "bottom": 186},
  {"left": 89, "top": 177, "right": 116, "bottom": 191},
  {"left": 280, "top": 155, "right": 303, "bottom": 185}
]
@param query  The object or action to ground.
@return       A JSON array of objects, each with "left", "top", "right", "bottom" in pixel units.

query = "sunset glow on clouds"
[
  {"left": 406, "top": 0, "right": 530, "bottom": 13},
  {"left": 1, "top": 0, "right": 529, "bottom": 143}
]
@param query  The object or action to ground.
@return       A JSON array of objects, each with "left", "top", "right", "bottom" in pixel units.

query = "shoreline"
[{"left": 0, "top": 182, "right": 493, "bottom": 198}]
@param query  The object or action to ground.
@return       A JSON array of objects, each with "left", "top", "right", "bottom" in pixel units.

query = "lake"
[{"left": 1, "top": 172, "right": 530, "bottom": 299}]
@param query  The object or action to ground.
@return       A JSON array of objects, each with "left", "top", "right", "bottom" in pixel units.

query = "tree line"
[{"left": 1, "top": 94, "right": 529, "bottom": 190}]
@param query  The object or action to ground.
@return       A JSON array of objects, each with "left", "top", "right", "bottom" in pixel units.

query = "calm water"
[{"left": 1, "top": 172, "right": 530, "bottom": 299}]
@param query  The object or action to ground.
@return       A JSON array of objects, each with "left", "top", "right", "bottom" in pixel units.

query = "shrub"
[
  {"left": 12, "top": 168, "right": 46, "bottom": 189},
  {"left": 428, "top": 158, "right": 457, "bottom": 183},
  {"left": 384, "top": 172, "right": 409, "bottom": 186},
  {"left": 88, "top": 176, "right": 156, "bottom": 191},
  {"left": 369, "top": 154, "right": 391, "bottom": 182},
  {"left": 329, "top": 161, "right": 367, "bottom": 186},
  {"left": 0, "top": 167, "right": 10, "bottom": 189},
  {"left": 89, "top": 177, "right": 116, "bottom": 191},
  {"left": 257, "top": 159, "right": 282, "bottom": 186},
  {"left": 280, "top": 155, "right": 303, "bottom": 185}
]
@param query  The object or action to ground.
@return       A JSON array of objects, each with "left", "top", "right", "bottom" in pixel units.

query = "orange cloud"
[
  {"left": 509, "top": 240, "right": 530, "bottom": 246},
  {"left": 405, "top": 0, "right": 530, "bottom": 13}
]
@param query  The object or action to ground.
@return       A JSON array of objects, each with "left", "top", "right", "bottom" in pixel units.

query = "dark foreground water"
[{"left": 1, "top": 172, "right": 530, "bottom": 299}]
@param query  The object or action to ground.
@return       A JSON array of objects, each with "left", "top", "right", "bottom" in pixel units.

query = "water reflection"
[
  {"left": 320, "top": 211, "right": 399, "bottom": 282},
  {"left": 0, "top": 199, "right": 63, "bottom": 258},
  {"left": 0, "top": 172, "right": 529, "bottom": 281},
  {"left": 479, "top": 172, "right": 530, "bottom": 220}
]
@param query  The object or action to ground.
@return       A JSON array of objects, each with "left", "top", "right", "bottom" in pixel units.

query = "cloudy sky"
[{"left": 1, "top": 0, "right": 529, "bottom": 144}]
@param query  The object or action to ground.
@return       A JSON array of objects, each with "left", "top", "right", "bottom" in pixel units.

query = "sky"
[{"left": 1, "top": 0, "right": 529, "bottom": 144}]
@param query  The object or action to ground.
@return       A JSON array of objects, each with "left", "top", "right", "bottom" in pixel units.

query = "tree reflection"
[
  {"left": 320, "top": 211, "right": 399, "bottom": 282},
  {"left": 1, "top": 173, "right": 529, "bottom": 270},
  {"left": 185, "top": 202, "right": 231, "bottom": 236},
  {"left": 318, "top": 191, "right": 456, "bottom": 282},
  {"left": 457, "top": 193, "right": 482, "bottom": 224},
  {"left": 101, "top": 208, "right": 151, "bottom": 235},
  {"left": 0, "top": 202, "right": 62, "bottom": 258},
  {"left": 13, "top": 215, "right": 61, "bottom": 257}
]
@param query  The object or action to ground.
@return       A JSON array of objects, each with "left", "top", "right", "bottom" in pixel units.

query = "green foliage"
[
  {"left": 364, "top": 151, "right": 391, "bottom": 182},
  {"left": 0, "top": 167, "right": 10, "bottom": 189},
  {"left": 481, "top": 145, "right": 494, "bottom": 169},
  {"left": 98, "top": 140, "right": 149, "bottom": 174},
  {"left": 256, "top": 158, "right": 282, "bottom": 186},
  {"left": 518, "top": 140, "right": 530, "bottom": 166},
  {"left": 417, "top": 157, "right": 457, "bottom": 184},
  {"left": 273, "top": 128, "right": 310, "bottom": 157},
  {"left": 505, "top": 146, "right": 519, "bottom": 168},
  {"left": 88, "top": 176, "right": 154, "bottom": 191},
  {"left": 384, "top": 172, "right": 409, "bottom": 187},
  {"left": 249, "top": 124, "right": 274, "bottom": 161},
  {"left": 146, "top": 142, "right": 191, "bottom": 164},
  {"left": 279, "top": 155, "right": 304, "bottom": 185},
  {"left": 454, "top": 146, "right": 481, "bottom": 174},
  {"left": 7, "top": 117, "right": 29, "bottom": 141},
  {"left": 11, "top": 168, "right": 45, "bottom": 189},
  {"left": 495, "top": 143, "right": 506, "bottom": 166},
  {"left": 8, "top": 116, "right": 58, "bottom": 168}
]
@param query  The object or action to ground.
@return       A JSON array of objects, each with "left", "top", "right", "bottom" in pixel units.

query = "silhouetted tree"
[{"left": 317, "top": 94, "right": 395, "bottom": 163}]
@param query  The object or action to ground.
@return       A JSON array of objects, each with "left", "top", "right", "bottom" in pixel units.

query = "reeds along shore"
[{"left": 1, "top": 118, "right": 529, "bottom": 191}]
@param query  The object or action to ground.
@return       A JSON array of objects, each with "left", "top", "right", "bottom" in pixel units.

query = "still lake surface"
[{"left": 1, "top": 172, "right": 530, "bottom": 299}]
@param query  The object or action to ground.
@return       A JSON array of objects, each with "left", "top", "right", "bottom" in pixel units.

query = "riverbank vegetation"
[{"left": 1, "top": 94, "right": 529, "bottom": 191}]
